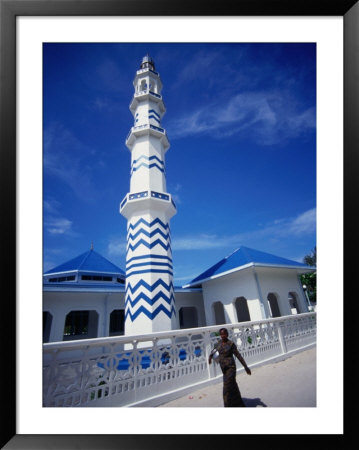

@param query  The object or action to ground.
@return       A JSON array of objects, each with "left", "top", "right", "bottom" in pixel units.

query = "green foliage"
[
  {"left": 300, "top": 270, "right": 316, "bottom": 303},
  {"left": 303, "top": 246, "right": 316, "bottom": 267},
  {"left": 301, "top": 247, "right": 317, "bottom": 303}
]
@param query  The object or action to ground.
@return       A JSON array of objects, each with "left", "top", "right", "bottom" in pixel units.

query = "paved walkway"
[{"left": 158, "top": 347, "right": 316, "bottom": 407}]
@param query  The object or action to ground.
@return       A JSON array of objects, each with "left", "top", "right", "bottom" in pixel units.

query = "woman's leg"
[{"left": 222, "top": 367, "right": 245, "bottom": 407}]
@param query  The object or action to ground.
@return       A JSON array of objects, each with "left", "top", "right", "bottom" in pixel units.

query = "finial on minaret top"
[
  {"left": 140, "top": 54, "right": 155, "bottom": 71},
  {"left": 90, "top": 242, "right": 94, "bottom": 250}
]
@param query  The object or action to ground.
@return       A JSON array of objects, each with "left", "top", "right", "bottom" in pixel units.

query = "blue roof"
[
  {"left": 185, "top": 246, "right": 314, "bottom": 287},
  {"left": 44, "top": 249, "right": 125, "bottom": 276}
]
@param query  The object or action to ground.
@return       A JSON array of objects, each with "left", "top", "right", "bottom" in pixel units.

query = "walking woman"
[{"left": 208, "top": 327, "right": 251, "bottom": 407}]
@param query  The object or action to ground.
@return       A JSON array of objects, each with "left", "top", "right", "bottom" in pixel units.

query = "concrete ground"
[{"left": 158, "top": 346, "right": 316, "bottom": 407}]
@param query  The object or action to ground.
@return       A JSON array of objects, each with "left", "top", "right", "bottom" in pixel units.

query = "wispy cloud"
[
  {"left": 106, "top": 208, "right": 316, "bottom": 256},
  {"left": 43, "top": 197, "right": 61, "bottom": 215},
  {"left": 172, "top": 208, "right": 316, "bottom": 251},
  {"left": 167, "top": 91, "right": 315, "bottom": 145},
  {"left": 44, "top": 217, "right": 75, "bottom": 235},
  {"left": 107, "top": 238, "right": 127, "bottom": 255}
]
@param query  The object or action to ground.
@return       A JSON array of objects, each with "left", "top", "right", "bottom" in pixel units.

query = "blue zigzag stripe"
[
  {"left": 125, "top": 304, "right": 176, "bottom": 321},
  {"left": 126, "top": 261, "right": 173, "bottom": 271},
  {"left": 126, "top": 269, "right": 173, "bottom": 277},
  {"left": 131, "top": 162, "right": 164, "bottom": 174},
  {"left": 126, "top": 278, "right": 174, "bottom": 295},
  {"left": 127, "top": 227, "right": 170, "bottom": 242},
  {"left": 148, "top": 109, "right": 161, "bottom": 119},
  {"left": 148, "top": 114, "right": 161, "bottom": 124},
  {"left": 126, "top": 254, "right": 172, "bottom": 265},
  {"left": 132, "top": 154, "right": 164, "bottom": 166},
  {"left": 128, "top": 218, "right": 169, "bottom": 232},
  {"left": 125, "top": 290, "right": 175, "bottom": 308},
  {"left": 127, "top": 239, "right": 171, "bottom": 253}
]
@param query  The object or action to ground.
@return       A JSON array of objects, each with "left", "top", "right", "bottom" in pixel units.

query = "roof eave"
[{"left": 183, "top": 262, "right": 315, "bottom": 288}]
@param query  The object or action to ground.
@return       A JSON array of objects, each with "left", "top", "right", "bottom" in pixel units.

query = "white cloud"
[
  {"left": 172, "top": 208, "right": 316, "bottom": 251},
  {"left": 167, "top": 91, "right": 315, "bottom": 145},
  {"left": 44, "top": 217, "right": 73, "bottom": 235},
  {"left": 107, "top": 239, "right": 127, "bottom": 255}
]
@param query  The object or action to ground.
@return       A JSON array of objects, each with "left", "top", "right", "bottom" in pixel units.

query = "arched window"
[
  {"left": 234, "top": 297, "right": 251, "bottom": 322},
  {"left": 179, "top": 307, "right": 198, "bottom": 329},
  {"left": 267, "top": 293, "right": 281, "bottom": 318},
  {"left": 43, "top": 311, "right": 53, "bottom": 343},
  {"left": 109, "top": 309, "right": 125, "bottom": 336},
  {"left": 140, "top": 79, "right": 147, "bottom": 91},
  {"left": 213, "top": 301, "right": 226, "bottom": 325},
  {"left": 288, "top": 292, "right": 301, "bottom": 314},
  {"left": 63, "top": 310, "right": 99, "bottom": 340}
]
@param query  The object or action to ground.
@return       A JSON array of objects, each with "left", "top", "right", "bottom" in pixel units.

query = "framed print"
[{"left": 1, "top": 0, "right": 357, "bottom": 448}]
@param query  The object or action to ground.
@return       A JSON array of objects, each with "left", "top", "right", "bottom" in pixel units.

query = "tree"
[
  {"left": 300, "top": 247, "right": 316, "bottom": 303},
  {"left": 303, "top": 246, "right": 316, "bottom": 267}
]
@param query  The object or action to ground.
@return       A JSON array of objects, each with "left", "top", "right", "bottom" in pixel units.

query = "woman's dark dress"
[{"left": 212, "top": 339, "right": 245, "bottom": 407}]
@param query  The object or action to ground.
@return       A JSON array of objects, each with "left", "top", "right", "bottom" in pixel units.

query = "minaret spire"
[{"left": 120, "top": 56, "right": 177, "bottom": 338}]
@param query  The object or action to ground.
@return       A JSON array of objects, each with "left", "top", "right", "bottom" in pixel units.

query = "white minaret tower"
[{"left": 120, "top": 55, "right": 177, "bottom": 337}]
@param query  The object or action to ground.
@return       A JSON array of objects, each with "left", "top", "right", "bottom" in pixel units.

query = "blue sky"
[{"left": 43, "top": 43, "right": 316, "bottom": 285}]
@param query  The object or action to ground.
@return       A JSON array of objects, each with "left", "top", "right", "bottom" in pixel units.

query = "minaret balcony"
[
  {"left": 126, "top": 123, "right": 170, "bottom": 151},
  {"left": 130, "top": 91, "right": 166, "bottom": 114},
  {"left": 136, "top": 67, "right": 159, "bottom": 77},
  {"left": 120, "top": 190, "right": 177, "bottom": 219}
]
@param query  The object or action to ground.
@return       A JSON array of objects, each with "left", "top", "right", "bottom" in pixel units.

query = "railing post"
[
  {"left": 204, "top": 329, "right": 215, "bottom": 380},
  {"left": 277, "top": 321, "right": 287, "bottom": 354}
]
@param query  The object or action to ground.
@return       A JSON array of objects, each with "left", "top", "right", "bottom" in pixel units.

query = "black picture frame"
[{"left": 1, "top": 0, "right": 357, "bottom": 448}]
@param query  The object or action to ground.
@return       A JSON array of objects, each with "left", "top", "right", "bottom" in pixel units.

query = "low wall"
[{"left": 43, "top": 312, "right": 316, "bottom": 407}]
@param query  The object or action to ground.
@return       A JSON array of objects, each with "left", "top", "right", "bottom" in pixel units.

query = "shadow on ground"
[{"left": 243, "top": 397, "right": 267, "bottom": 407}]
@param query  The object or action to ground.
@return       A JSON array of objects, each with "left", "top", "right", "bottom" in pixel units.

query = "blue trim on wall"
[
  {"left": 151, "top": 191, "right": 169, "bottom": 201},
  {"left": 129, "top": 191, "right": 148, "bottom": 200}
]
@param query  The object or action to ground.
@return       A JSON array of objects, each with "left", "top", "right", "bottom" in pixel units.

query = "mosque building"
[{"left": 43, "top": 55, "right": 314, "bottom": 343}]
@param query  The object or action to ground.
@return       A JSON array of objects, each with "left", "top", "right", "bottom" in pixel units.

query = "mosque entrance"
[
  {"left": 288, "top": 292, "right": 301, "bottom": 314},
  {"left": 234, "top": 297, "right": 251, "bottom": 322},
  {"left": 110, "top": 309, "right": 125, "bottom": 336},
  {"left": 63, "top": 310, "right": 99, "bottom": 340},
  {"left": 213, "top": 301, "right": 226, "bottom": 325},
  {"left": 179, "top": 307, "right": 198, "bottom": 329},
  {"left": 43, "top": 311, "right": 53, "bottom": 343},
  {"left": 267, "top": 293, "right": 281, "bottom": 318}
]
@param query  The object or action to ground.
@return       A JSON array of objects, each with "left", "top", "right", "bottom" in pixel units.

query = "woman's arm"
[{"left": 232, "top": 344, "right": 251, "bottom": 375}]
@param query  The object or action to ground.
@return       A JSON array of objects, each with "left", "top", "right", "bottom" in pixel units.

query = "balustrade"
[{"left": 43, "top": 312, "right": 316, "bottom": 407}]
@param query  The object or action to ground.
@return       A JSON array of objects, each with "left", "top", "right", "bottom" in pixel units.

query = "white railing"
[{"left": 43, "top": 312, "right": 316, "bottom": 407}]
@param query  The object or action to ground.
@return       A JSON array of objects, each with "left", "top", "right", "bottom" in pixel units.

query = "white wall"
[
  {"left": 201, "top": 266, "right": 309, "bottom": 327},
  {"left": 254, "top": 267, "right": 309, "bottom": 316},
  {"left": 174, "top": 290, "right": 206, "bottom": 328},
  {"left": 201, "top": 268, "right": 264, "bottom": 326},
  {"left": 43, "top": 289, "right": 206, "bottom": 342},
  {"left": 43, "top": 291, "right": 125, "bottom": 342}
]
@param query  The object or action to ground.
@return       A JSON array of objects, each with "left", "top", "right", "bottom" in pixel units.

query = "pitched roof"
[
  {"left": 44, "top": 249, "right": 125, "bottom": 276},
  {"left": 184, "top": 246, "right": 314, "bottom": 287}
]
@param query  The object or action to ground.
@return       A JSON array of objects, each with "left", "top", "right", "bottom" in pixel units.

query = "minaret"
[{"left": 120, "top": 55, "right": 177, "bottom": 337}]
